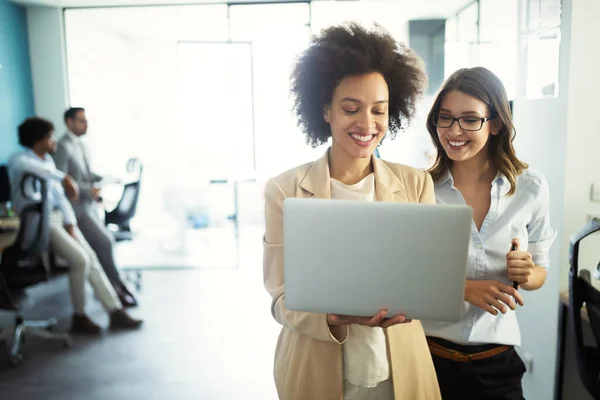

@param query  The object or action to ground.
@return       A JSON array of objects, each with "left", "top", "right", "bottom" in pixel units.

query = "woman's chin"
[{"left": 354, "top": 147, "right": 376, "bottom": 159}]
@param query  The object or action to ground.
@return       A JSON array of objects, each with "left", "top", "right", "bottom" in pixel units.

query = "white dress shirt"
[
  {"left": 66, "top": 130, "right": 83, "bottom": 149},
  {"left": 421, "top": 169, "right": 556, "bottom": 347},
  {"left": 7, "top": 149, "right": 76, "bottom": 226},
  {"left": 64, "top": 130, "right": 114, "bottom": 186},
  {"left": 330, "top": 173, "right": 391, "bottom": 389},
  {"left": 66, "top": 130, "right": 92, "bottom": 178}
]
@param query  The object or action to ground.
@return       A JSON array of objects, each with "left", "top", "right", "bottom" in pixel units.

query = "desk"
[
  {"left": 0, "top": 212, "right": 63, "bottom": 252},
  {"left": 0, "top": 216, "right": 19, "bottom": 252},
  {"left": 209, "top": 177, "right": 256, "bottom": 238},
  {"left": 0, "top": 216, "right": 18, "bottom": 229}
]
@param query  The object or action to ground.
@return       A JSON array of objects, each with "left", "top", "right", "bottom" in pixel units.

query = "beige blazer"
[{"left": 263, "top": 151, "right": 442, "bottom": 400}]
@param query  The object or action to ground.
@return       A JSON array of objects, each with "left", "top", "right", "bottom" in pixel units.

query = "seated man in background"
[
  {"left": 53, "top": 107, "right": 137, "bottom": 307},
  {"left": 8, "top": 117, "right": 142, "bottom": 334}
]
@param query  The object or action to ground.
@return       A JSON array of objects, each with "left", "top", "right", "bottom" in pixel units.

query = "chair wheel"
[
  {"left": 9, "top": 353, "right": 23, "bottom": 367},
  {"left": 63, "top": 338, "right": 72, "bottom": 348},
  {"left": 46, "top": 325, "right": 55, "bottom": 332}
]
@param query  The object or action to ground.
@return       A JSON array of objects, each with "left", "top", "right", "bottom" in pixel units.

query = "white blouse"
[
  {"left": 421, "top": 169, "right": 556, "bottom": 346},
  {"left": 330, "top": 173, "right": 390, "bottom": 388}
]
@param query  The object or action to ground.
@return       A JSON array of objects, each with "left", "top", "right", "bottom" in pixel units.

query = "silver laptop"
[{"left": 283, "top": 198, "right": 472, "bottom": 322}]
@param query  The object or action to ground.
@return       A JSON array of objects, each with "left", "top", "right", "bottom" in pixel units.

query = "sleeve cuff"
[
  {"left": 63, "top": 213, "right": 76, "bottom": 226},
  {"left": 62, "top": 202, "right": 77, "bottom": 226},
  {"left": 53, "top": 170, "right": 66, "bottom": 181},
  {"left": 327, "top": 318, "right": 349, "bottom": 344},
  {"left": 529, "top": 236, "right": 555, "bottom": 269}
]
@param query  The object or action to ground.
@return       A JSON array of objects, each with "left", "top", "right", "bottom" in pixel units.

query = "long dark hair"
[{"left": 426, "top": 67, "right": 527, "bottom": 195}]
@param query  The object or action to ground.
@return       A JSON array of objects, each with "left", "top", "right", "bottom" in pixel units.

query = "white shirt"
[
  {"left": 330, "top": 173, "right": 391, "bottom": 388},
  {"left": 66, "top": 130, "right": 80, "bottom": 142},
  {"left": 66, "top": 130, "right": 89, "bottom": 174},
  {"left": 65, "top": 130, "right": 112, "bottom": 186},
  {"left": 421, "top": 169, "right": 556, "bottom": 347},
  {"left": 7, "top": 149, "right": 76, "bottom": 226}
]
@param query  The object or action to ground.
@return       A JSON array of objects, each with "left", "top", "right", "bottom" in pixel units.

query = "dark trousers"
[{"left": 428, "top": 337, "right": 527, "bottom": 400}]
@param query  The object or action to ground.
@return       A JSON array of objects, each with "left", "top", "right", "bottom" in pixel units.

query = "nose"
[
  {"left": 356, "top": 110, "right": 375, "bottom": 130},
  {"left": 445, "top": 120, "right": 463, "bottom": 137}
]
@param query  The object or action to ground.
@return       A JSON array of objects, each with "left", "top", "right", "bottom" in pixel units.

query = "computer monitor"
[{"left": 0, "top": 165, "right": 11, "bottom": 203}]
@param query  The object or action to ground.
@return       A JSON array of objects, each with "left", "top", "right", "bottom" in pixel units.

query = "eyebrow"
[
  {"left": 341, "top": 97, "right": 389, "bottom": 105},
  {"left": 439, "top": 108, "right": 482, "bottom": 116}
]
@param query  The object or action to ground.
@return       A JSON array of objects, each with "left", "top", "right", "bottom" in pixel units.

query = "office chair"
[
  {"left": 569, "top": 217, "right": 600, "bottom": 399},
  {"left": 0, "top": 172, "right": 71, "bottom": 366},
  {"left": 0, "top": 165, "right": 10, "bottom": 204},
  {"left": 105, "top": 158, "right": 143, "bottom": 241},
  {"left": 0, "top": 165, "right": 11, "bottom": 219}
]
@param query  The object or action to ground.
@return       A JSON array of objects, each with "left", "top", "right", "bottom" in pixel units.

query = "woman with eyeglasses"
[{"left": 420, "top": 67, "right": 556, "bottom": 400}]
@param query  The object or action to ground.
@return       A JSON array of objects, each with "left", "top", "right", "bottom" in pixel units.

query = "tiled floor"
[{"left": 0, "top": 225, "right": 281, "bottom": 400}]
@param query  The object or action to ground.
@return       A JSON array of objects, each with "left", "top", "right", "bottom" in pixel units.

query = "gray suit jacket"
[{"left": 53, "top": 133, "right": 102, "bottom": 211}]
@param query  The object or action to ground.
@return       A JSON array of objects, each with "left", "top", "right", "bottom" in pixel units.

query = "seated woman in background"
[
  {"left": 262, "top": 22, "right": 441, "bottom": 400},
  {"left": 422, "top": 67, "right": 556, "bottom": 400}
]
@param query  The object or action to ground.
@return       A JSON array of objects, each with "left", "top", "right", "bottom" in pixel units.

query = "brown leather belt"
[{"left": 427, "top": 338, "right": 511, "bottom": 362}]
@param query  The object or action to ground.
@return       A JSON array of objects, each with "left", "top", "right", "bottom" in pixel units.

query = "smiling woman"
[
  {"left": 426, "top": 67, "right": 525, "bottom": 195},
  {"left": 422, "top": 67, "right": 556, "bottom": 400},
  {"left": 262, "top": 22, "right": 442, "bottom": 400}
]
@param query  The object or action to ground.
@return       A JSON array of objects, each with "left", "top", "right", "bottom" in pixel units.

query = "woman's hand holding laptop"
[{"left": 327, "top": 308, "right": 410, "bottom": 329}]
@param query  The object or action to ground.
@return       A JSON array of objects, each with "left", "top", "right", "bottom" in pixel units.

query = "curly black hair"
[
  {"left": 18, "top": 117, "right": 54, "bottom": 148},
  {"left": 290, "top": 22, "right": 428, "bottom": 147}
]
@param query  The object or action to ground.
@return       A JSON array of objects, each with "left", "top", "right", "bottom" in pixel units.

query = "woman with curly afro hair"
[{"left": 262, "top": 22, "right": 442, "bottom": 400}]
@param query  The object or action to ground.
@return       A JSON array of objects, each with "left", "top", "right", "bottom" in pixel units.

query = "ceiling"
[
  {"left": 11, "top": 0, "right": 471, "bottom": 19},
  {"left": 12, "top": 0, "right": 270, "bottom": 5}
]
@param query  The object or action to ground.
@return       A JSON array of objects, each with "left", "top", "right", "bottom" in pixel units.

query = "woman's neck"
[
  {"left": 450, "top": 157, "right": 496, "bottom": 186},
  {"left": 329, "top": 146, "right": 373, "bottom": 185}
]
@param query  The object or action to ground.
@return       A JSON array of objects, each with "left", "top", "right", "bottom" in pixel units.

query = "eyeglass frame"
[{"left": 430, "top": 112, "right": 495, "bottom": 132}]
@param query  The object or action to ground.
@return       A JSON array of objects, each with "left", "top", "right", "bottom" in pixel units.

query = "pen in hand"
[{"left": 511, "top": 242, "right": 519, "bottom": 290}]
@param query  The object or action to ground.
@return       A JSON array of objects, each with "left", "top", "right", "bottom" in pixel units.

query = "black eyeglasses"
[{"left": 431, "top": 112, "right": 493, "bottom": 131}]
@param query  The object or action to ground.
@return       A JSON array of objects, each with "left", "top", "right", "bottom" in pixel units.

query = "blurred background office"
[{"left": 0, "top": 0, "right": 599, "bottom": 399}]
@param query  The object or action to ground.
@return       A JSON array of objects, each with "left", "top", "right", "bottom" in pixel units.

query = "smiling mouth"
[
  {"left": 447, "top": 139, "right": 470, "bottom": 149},
  {"left": 351, "top": 133, "right": 374, "bottom": 141},
  {"left": 349, "top": 133, "right": 377, "bottom": 147}
]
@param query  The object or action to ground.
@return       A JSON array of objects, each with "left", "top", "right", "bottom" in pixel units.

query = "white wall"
[
  {"left": 561, "top": 0, "right": 600, "bottom": 292},
  {"left": 513, "top": 97, "right": 568, "bottom": 400},
  {"left": 27, "top": 5, "right": 69, "bottom": 131},
  {"left": 512, "top": 0, "right": 571, "bottom": 397}
]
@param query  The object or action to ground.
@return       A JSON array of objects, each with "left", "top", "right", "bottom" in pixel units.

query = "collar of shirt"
[
  {"left": 66, "top": 130, "right": 82, "bottom": 143},
  {"left": 25, "top": 148, "right": 49, "bottom": 163},
  {"left": 437, "top": 169, "right": 510, "bottom": 196}
]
